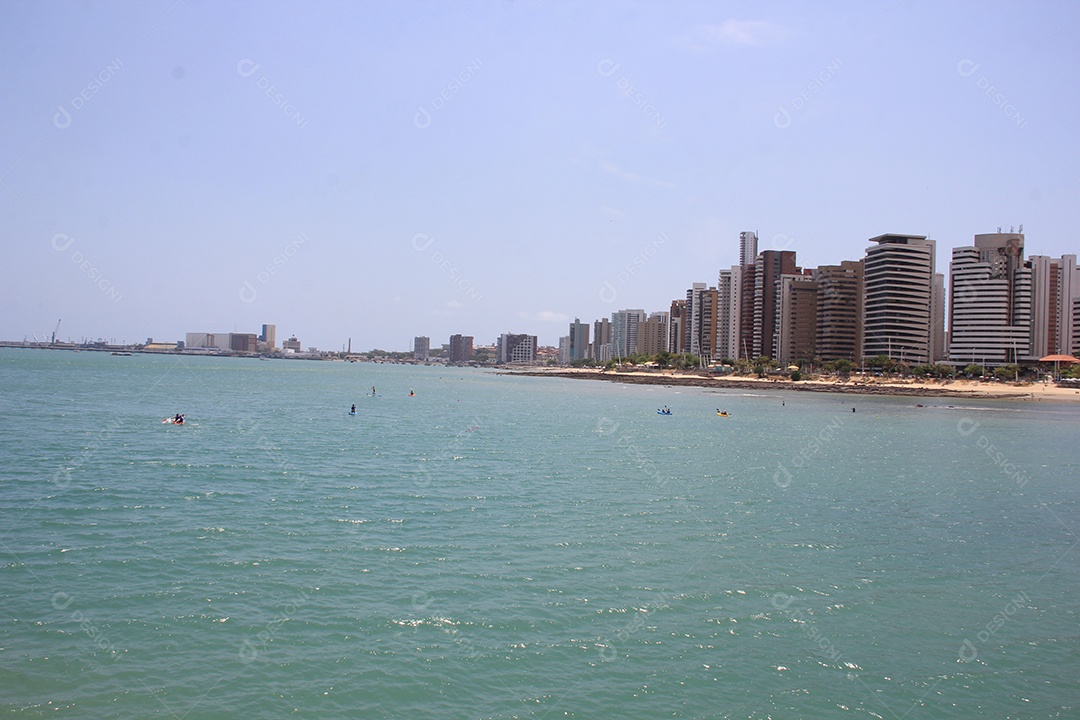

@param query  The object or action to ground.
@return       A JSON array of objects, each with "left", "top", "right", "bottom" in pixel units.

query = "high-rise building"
[
  {"left": 1074, "top": 297, "right": 1080, "bottom": 355},
  {"left": 814, "top": 260, "right": 864, "bottom": 361},
  {"left": 739, "top": 264, "right": 757, "bottom": 361},
  {"left": 684, "top": 283, "right": 719, "bottom": 361},
  {"left": 413, "top": 336, "right": 430, "bottom": 360},
  {"left": 611, "top": 309, "right": 646, "bottom": 358},
  {"left": 776, "top": 273, "right": 817, "bottom": 364},
  {"left": 948, "top": 232, "right": 1030, "bottom": 365},
  {"left": 558, "top": 335, "right": 572, "bottom": 364},
  {"left": 752, "top": 250, "right": 799, "bottom": 359},
  {"left": 668, "top": 300, "right": 686, "bottom": 355},
  {"left": 638, "top": 312, "right": 669, "bottom": 356},
  {"left": 739, "top": 231, "right": 758, "bottom": 266},
  {"left": 1027, "top": 254, "right": 1080, "bottom": 358},
  {"left": 1064, "top": 256, "right": 1080, "bottom": 355},
  {"left": 862, "top": 234, "right": 940, "bottom": 364},
  {"left": 449, "top": 334, "right": 474, "bottom": 363},
  {"left": 568, "top": 318, "right": 590, "bottom": 362},
  {"left": 497, "top": 333, "right": 537, "bottom": 363},
  {"left": 259, "top": 324, "right": 276, "bottom": 350},
  {"left": 593, "top": 318, "right": 612, "bottom": 362},
  {"left": 717, "top": 266, "right": 743, "bottom": 361},
  {"left": 932, "top": 272, "right": 947, "bottom": 362}
]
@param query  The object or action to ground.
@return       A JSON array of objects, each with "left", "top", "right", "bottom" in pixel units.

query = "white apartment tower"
[
  {"left": 739, "top": 231, "right": 758, "bottom": 266},
  {"left": 611, "top": 309, "right": 646, "bottom": 358},
  {"left": 717, "top": 266, "right": 743, "bottom": 360},
  {"left": 862, "top": 234, "right": 941, "bottom": 364},
  {"left": 948, "top": 233, "right": 1030, "bottom": 365}
]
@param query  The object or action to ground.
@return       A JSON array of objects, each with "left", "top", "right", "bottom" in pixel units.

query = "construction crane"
[{"left": 52, "top": 319, "right": 61, "bottom": 345}]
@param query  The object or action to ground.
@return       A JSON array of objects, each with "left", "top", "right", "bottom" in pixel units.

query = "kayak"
[
  {"left": 717, "top": 412, "right": 730, "bottom": 417},
  {"left": 657, "top": 410, "right": 672, "bottom": 415},
  {"left": 162, "top": 417, "right": 184, "bottom": 425}
]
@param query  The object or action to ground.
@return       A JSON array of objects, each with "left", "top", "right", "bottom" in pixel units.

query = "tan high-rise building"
[
  {"left": 260, "top": 324, "right": 276, "bottom": 350},
  {"left": 1027, "top": 253, "right": 1080, "bottom": 358},
  {"left": 814, "top": 260, "right": 863, "bottom": 361},
  {"left": 593, "top": 318, "right": 612, "bottom": 362},
  {"left": 777, "top": 273, "right": 818, "bottom": 364},
  {"left": 638, "top": 312, "right": 669, "bottom": 356}
]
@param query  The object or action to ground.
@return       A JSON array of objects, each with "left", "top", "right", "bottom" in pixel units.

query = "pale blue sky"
[{"left": 3, "top": 0, "right": 1077, "bottom": 350}]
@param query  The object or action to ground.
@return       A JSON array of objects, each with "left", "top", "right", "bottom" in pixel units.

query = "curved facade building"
[{"left": 862, "top": 234, "right": 940, "bottom": 364}]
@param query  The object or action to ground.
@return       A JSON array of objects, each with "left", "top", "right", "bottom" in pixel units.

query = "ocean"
[{"left": 1, "top": 348, "right": 1077, "bottom": 718}]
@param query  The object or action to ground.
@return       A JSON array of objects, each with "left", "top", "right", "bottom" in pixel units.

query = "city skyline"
[
  {"left": 12, "top": 223, "right": 1079, "bottom": 358},
  {"left": 3, "top": 1, "right": 1079, "bottom": 350}
]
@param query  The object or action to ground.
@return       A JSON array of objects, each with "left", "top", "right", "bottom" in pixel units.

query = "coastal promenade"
[{"left": 505, "top": 367, "right": 1080, "bottom": 402}]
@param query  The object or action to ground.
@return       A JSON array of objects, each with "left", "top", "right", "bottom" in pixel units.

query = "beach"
[{"left": 504, "top": 366, "right": 1080, "bottom": 401}]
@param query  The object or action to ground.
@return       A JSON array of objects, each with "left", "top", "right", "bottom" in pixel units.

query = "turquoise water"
[{"left": 1, "top": 348, "right": 1078, "bottom": 718}]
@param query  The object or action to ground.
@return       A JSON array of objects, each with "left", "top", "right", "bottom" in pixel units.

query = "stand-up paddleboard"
[{"left": 348, "top": 411, "right": 357, "bottom": 416}]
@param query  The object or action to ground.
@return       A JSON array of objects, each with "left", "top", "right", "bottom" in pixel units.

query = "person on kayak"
[{"left": 351, "top": 404, "right": 356, "bottom": 413}]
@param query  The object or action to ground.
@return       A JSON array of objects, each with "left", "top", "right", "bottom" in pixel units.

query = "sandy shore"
[{"left": 502, "top": 367, "right": 1080, "bottom": 402}]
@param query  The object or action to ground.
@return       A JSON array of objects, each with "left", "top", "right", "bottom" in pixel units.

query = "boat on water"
[
  {"left": 112, "top": 351, "right": 132, "bottom": 356},
  {"left": 657, "top": 407, "right": 672, "bottom": 415},
  {"left": 717, "top": 411, "right": 730, "bottom": 417},
  {"left": 162, "top": 416, "right": 185, "bottom": 425}
]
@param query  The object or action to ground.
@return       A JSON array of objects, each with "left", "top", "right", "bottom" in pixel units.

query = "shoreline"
[{"left": 501, "top": 367, "right": 1080, "bottom": 402}]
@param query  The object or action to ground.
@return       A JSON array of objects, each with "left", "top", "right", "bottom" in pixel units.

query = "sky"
[{"left": 2, "top": 0, "right": 1078, "bottom": 351}]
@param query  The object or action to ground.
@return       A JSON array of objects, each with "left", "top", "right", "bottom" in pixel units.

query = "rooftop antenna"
[
  {"left": 1019, "top": 224, "right": 1023, "bottom": 233},
  {"left": 1010, "top": 226, "right": 1014, "bottom": 233},
  {"left": 997, "top": 226, "right": 1002, "bottom": 233}
]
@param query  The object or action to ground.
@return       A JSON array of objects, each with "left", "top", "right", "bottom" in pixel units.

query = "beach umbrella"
[{"left": 1038, "top": 354, "right": 1079, "bottom": 379}]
